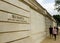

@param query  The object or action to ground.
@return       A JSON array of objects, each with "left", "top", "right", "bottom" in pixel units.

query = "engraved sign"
[{"left": 0, "top": 11, "right": 29, "bottom": 24}]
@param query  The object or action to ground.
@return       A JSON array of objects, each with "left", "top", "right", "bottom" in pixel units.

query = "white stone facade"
[{"left": 0, "top": 0, "right": 56, "bottom": 43}]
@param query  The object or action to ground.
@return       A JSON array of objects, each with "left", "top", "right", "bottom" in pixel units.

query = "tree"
[
  {"left": 55, "top": 0, "right": 60, "bottom": 11},
  {"left": 53, "top": 15, "right": 60, "bottom": 26}
]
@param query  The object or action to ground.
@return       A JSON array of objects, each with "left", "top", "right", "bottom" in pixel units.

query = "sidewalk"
[{"left": 41, "top": 34, "right": 60, "bottom": 43}]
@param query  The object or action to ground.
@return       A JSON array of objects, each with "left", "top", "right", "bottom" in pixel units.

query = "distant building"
[{"left": 0, "top": 0, "right": 56, "bottom": 43}]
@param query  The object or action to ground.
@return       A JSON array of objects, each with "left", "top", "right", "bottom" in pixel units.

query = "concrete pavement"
[{"left": 41, "top": 34, "right": 60, "bottom": 43}]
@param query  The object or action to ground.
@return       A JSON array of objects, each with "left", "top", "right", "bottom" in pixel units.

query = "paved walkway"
[{"left": 41, "top": 34, "right": 60, "bottom": 43}]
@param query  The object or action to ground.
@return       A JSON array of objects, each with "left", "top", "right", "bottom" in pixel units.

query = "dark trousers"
[
  {"left": 50, "top": 32, "right": 53, "bottom": 38},
  {"left": 53, "top": 34, "right": 56, "bottom": 40}
]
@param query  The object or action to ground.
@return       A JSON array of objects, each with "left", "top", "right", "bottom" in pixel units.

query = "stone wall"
[
  {"left": 45, "top": 17, "right": 53, "bottom": 36},
  {"left": 30, "top": 8, "right": 46, "bottom": 43},
  {"left": 0, "top": 0, "right": 32, "bottom": 43},
  {"left": 0, "top": 0, "right": 56, "bottom": 43}
]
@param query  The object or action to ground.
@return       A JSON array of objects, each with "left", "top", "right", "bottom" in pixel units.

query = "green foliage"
[
  {"left": 55, "top": 1, "right": 60, "bottom": 5},
  {"left": 53, "top": 15, "right": 60, "bottom": 26},
  {"left": 55, "top": 0, "right": 60, "bottom": 11}
]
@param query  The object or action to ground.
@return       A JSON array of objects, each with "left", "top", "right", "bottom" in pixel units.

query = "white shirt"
[{"left": 53, "top": 28, "right": 57, "bottom": 34}]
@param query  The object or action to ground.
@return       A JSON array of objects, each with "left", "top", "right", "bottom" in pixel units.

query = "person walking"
[
  {"left": 53, "top": 27, "right": 57, "bottom": 40},
  {"left": 49, "top": 26, "right": 53, "bottom": 38}
]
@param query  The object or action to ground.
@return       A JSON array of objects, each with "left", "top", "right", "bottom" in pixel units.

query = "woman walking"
[{"left": 53, "top": 27, "right": 57, "bottom": 40}]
